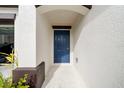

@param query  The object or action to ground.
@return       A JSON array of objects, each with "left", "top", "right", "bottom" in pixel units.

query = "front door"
[{"left": 54, "top": 30, "right": 70, "bottom": 63}]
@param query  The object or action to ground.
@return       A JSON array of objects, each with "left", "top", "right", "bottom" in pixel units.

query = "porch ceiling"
[
  {"left": 37, "top": 5, "right": 88, "bottom": 26},
  {"left": 43, "top": 10, "right": 83, "bottom": 26}
]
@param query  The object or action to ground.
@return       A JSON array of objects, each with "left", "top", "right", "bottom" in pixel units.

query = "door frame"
[{"left": 52, "top": 29, "right": 72, "bottom": 65}]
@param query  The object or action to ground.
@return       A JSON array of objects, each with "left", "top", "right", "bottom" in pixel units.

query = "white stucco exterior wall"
[
  {"left": 73, "top": 5, "right": 124, "bottom": 87},
  {"left": 36, "top": 10, "right": 53, "bottom": 75},
  {"left": 15, "top": 6, "right": 36, "bottom": 67}
]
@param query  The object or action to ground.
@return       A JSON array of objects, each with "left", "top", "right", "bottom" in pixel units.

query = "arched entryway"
[{"left": 36, "top": 5, "right": 90, "bottom": 87}]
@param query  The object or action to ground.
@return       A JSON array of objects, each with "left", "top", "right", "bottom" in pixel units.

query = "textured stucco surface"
[
  {"left": 73, "top": 5, "right": 124, "bottom": 87},
  {"left": 15, "top": 6, "right": 36, "bottom": 67},
  {"left": 36, "top": 11, "right": 53, "bottom": 75}
]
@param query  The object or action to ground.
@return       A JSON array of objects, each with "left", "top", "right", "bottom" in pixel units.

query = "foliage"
[
  {"left": 0, "top": 72, "right": 30, "bottom": 88},
  {"left": 0, "top": 72, "right": 12, "bottom": 88},
  {"left": 4, "top": 77, "right": 12, "bottom": 88},
  {"left": 0, "top": 49, "right": 18, "bottom": 67},
  {"left": 0, "top": 50, "right": 29, "bottom": 88},
  {"left": 0, "top": 72, "right": 4, "bottom": 87},
  {"left": 13, "top": 74, "right": 30, "bottom": 88}
]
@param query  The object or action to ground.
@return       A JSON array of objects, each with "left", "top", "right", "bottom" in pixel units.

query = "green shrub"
[
  {"left": 0, "top": 72, "right": 4, "bottom": 87},
  {"left": 0, "top": 72, "right": 30, "bottom": 88},
  {"left": 13, "top": 74, "right": 30, "bottom": 88},
  {"left": 0, "top": 50, "right": 18, "bottom": 67},
  {"left": 0, "top": 72, "right": 12, "bottom": 88},
  {"left": 0, "top": 51, "right": 29, "bottom": 88}
]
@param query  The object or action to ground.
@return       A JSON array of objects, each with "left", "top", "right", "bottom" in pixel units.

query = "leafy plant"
[
  {"left": 0, "top": 72, "right": 4, "bottom": 87},
  {"left": 13, "top": 74, "right": 30, "bottom": 88},
  {"left": 4, "top": 77, "right": 13, "bottom": 88},
  {"left": 0, "top": 50, "right": 30, "bottom": 88},
  {"left": 0, "top": 72, "right": 12, "bottom": 88},
  {"left": 0, "top": 72, "right": 30, "bottom": 88},
  {"left": 0, "top": 49, "right": 18, "bottom": 67}
]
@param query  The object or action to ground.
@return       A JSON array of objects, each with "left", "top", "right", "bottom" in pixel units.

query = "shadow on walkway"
[{"left": 42, "top": 65, "right": 60, "bottom": 88}]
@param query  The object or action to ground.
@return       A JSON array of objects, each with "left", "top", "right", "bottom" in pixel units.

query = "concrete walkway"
[{"left": 42, "top": 65, "right": 86, "bottom": 88}]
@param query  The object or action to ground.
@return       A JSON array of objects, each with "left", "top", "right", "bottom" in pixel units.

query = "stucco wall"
[
  {"left": 73, "top": 5, "right": 124, "bottom": 87},
  {"left": 15, "top": 6, "right": 36, "bottom": 67},
  {"left": 36, "top": 11, "right": 53, "bottom": 75},
  {"left": 15, "top": 5, "right": 52, "bottom": 75}
]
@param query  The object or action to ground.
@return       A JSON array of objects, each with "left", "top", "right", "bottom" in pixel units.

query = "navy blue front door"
[{"left": 54, "top": 30, "right": 70, "bottom": 63}]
